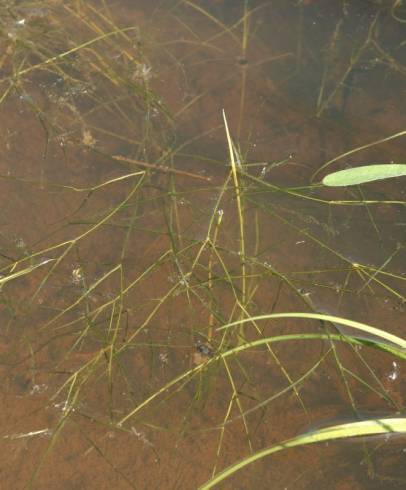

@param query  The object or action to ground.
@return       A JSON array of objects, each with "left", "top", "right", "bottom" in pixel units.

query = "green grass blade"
[
  {"left": 0, "top": 259, "right": 55, "bottom": 287},
  {"left": 199, "top": 418, "right": 406, "bottom": 489},
  {"left": 322, "top": 164, "right": 406, "bottom": 186},
  {"left": 217, "top": 312, "right": 406, "bottom": 352}
]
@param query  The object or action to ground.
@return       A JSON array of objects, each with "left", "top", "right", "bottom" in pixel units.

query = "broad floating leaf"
[{"left": 322, "top": 164, "right": 406, "bottom": 187}]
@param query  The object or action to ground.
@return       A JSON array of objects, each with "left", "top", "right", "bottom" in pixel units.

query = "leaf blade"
[
  {"left": 199, "top": 418, "right": 406, "bottom": 489},
  {"left": 322, "top": 164, "right": 406, "bottom": 187}
]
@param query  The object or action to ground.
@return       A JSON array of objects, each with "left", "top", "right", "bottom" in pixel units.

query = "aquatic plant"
[
  {"left": 0, "top": 1, "right": 405, "bottom": 489},
  {"left": 322, "top": 164, "right": 406, "bottom": 187}
]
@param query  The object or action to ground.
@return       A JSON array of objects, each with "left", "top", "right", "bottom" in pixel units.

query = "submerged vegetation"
[{"left": 0, "top": 0, "right": 405, "bottom": 488}]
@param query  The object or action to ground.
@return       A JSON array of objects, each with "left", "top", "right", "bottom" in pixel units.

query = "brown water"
[{"left": 0, "top": 1, "right": 405, "bottom": 488}]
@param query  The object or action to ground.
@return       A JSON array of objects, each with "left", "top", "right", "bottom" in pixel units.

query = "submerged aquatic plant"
[
  {"left": 0, "top": 0, "right": 405, "bottom": 488},
  {"left": 200, "top": 417, "right": 406, "bottom": 489}
]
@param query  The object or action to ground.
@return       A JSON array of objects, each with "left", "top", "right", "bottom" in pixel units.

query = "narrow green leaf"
[
  {"left": 199, "top": 418, "right": 406, "bottom": 489},
  {"left": 217, "top": 312, "right": 406, "bottom": 352},
  {"left": 322, "top": 164, "right": 406, "bottom": 186},
  {"left": 0, "top": 259, "right": 55, "bottom": 287}
]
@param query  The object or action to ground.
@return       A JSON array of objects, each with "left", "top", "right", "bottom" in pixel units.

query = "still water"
[{"left": 0, "top": 0, "right": 405, "bottom": 488}]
